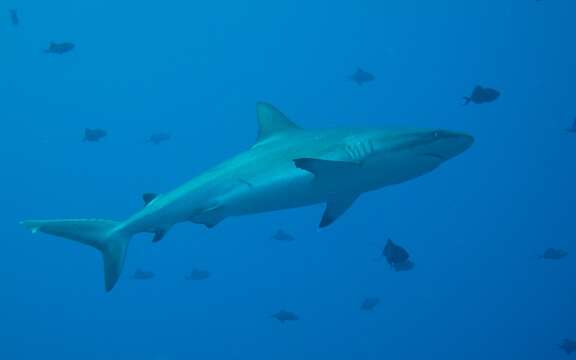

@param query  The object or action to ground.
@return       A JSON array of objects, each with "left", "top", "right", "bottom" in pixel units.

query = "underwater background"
[{"left": 1, "top": 0, "right": 575, "bottom": 359}]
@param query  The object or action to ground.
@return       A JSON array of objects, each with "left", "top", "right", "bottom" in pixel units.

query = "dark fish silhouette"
[
  {"left": 44, "top": 42, "right": 75, "bottom": 54},
  {"left": 186, "top": 268, "right": 211, "bottom": 281},
  {"left": 349, "top": 68, "right": 375, "bottom": 86},
  {"left": 539, "top": 248, "right": 568, "bottom": 260},
  {"left": 9, "top": 9, "right": 18, "bottom": 27},
  {"left": 272, "top": 229, "right": 295, "bottom": 242},
  {"left": 83, "top": 128, "right": 107, "bottom": 142},
  {"left": 560, "top": 339, "right": 576, "bottom": 355},
  {"left": 146, "top": 133, "right": 172, "bottom": 145},
  {"left": 361, "top": 297, "right": 380, "bottom": 311},
  {"left": 566, "top": 118, "right": 576, "bottom": 133},
  {"left": 131, "top": 269, "right": 155, "bottom": 280},
  {"left": 383, "top": 239, "right": 409, "bottom": 263},
  {"left": 382, "top": 239, "right": 415, "bottom": 271},
  {"left": 463, "top": 85, "right": 500, "bottom": 105},
  {"left": 272, "top": 310, "right": 299, "bottom": 323}
]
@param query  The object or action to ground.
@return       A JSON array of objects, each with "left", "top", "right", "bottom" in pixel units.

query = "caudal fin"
[{"left": 20, "top": 219, "right": 131, "bottom": 291}]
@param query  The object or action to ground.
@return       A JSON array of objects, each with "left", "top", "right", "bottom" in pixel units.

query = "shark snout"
[
  {"left": 449, "top": 130, "right": 474, "bottom": 150},
  {"left": 420, "top": 130, "right": 474, "bottom": 161}
]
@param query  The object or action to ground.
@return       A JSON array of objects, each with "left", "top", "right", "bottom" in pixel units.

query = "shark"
[{"left": 20, "top": 103, "right": 474, "bottom": 291}]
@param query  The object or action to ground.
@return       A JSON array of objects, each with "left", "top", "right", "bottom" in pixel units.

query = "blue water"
[{"left": 2, "top": 1, "right": 575, "bottom": 359}]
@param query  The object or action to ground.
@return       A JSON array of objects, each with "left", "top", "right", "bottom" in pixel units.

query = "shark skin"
[{"left": 21, "top": 102, "right": 474, "bottom": 291}]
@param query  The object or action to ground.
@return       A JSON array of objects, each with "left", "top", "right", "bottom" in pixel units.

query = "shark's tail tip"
[{"left": 19, "top": 218, "right": 130, "bottom": 292}]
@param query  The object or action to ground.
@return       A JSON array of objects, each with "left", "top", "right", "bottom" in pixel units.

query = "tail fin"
[{"left": 20, "top": 219, "right": 131, "bottom": 291}]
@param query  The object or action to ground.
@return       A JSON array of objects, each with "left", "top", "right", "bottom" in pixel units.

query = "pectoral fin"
[
  {"left": 320, "top": 194, "right": 359, "bottom": 228},
  {"left": 293, "top": 158, "right": 361, "bottom": 180}
]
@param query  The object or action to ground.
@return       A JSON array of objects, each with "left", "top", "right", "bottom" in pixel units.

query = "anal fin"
[
  {"left": 153, "top": 229, "right": 168, "bottom": 243},
  {"left": 143, "top": 193, "right": 159, "bottom": 206}
]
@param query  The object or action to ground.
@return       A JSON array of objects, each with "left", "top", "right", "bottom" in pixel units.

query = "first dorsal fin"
[{"left": 255, "top": 102, "right": 301, "bottom": 143}]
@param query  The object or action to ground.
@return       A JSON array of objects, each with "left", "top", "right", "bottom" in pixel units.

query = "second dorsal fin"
[
  {"left": 142, "top": 193, "right": 158, "bottom": 206},
  {"left": 255, "top": 102, "right": 301, "bottom": 143}
]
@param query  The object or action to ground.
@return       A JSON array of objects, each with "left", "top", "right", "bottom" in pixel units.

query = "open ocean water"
[{"left": 1, "top": 0, "right": 575, "bottom": 359}]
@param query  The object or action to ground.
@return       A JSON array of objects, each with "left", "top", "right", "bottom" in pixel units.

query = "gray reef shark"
[{"left": 21, "top": 103, "right": 474, "bottom": 291}]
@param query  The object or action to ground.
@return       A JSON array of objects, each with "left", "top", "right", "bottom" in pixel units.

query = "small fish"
[
  {"left": 560, "top": 339, "right": 576, "bottom": 355},
  {"left": 539, "top": 248, "right": 568, "bottom": 260},
  {"left": 463, "top": 85, "right": 500, "bottom": 105},
  {"left": 131, "top": 269, "right": 155, "bottom": 280},
  {"left": 348, "top": 68, "right": 375, "bottom": 86},
  {"left": 186, "top": 268, "right": 211, "bottom": 281},
  {"left": 272, "top": 229, "right": 295, "bottom": 242},
  {"left": 361, "top": 297, "right": 380, "bottom": 311},
  {"left": 383, "top": 239, "right": 410, "bottom": 264},
  {"left": 9, "top": 9, "right": 18, "bottom": 27},
  {"left": 272, "top": 310, "right": 299, "bottom": 323},
  {"left": 83, "top": 128, "right": 107, "bottom": 142},
  {"left": 381, "top": 239, "right": 415, "bottom": 271},
  {"left": 146, "top": 133, "right": 172, "bottom": 145},
  {"left": 566, "top": 118, "right": 576, "bottom": 133},
  {"left": 44, "top": 42, "right": 75, "bottom": 54}
]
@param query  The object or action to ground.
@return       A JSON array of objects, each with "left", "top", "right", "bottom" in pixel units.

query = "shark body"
[{"left": 21, "top": 103, "right": 473, "bottom": 291}]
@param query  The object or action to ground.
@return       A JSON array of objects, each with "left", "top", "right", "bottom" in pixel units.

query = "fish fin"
[
  {"left": 20, "top": 218, "right": 131, "bottom": 292},
  {"left": 255, "top": 102, "right": 301, "bottom": 144},
  {"left": 195, "top": 219, "right": 221, "bottom": 229},
  {"left": 189, "top": 202, "right": 224, "bottom": 228},
  {"left": 142, "top": 193, "right": 158, "bottom": 206},
  {"left": 319, "top": 194, "right": 360, "bottom": 228},
  {"left": 294, "top": 158, "right": 361, "bottom": 179},
  {"left": 152, "top": 229, "right": 168, "bottom": 243}
]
